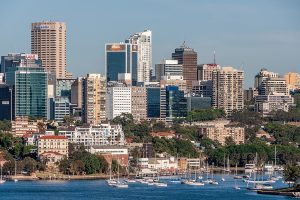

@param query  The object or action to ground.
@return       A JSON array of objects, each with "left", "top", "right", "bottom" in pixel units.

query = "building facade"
[
  {"left": 0, "top": 84, "right": 12, "bottom": 120},
  {"left": 198, "top": 120, "right": 245, "bottom": 145},
  {"left": 254, "top": 93, "right": 295, "bottom": 116},
  {"left": 131, "top": 86, "right": 147, "bottom": 121},
  {"left": 105, "top": 43, "right": 138, "bottom": 84},
  {"left": 106, "top": 85, "right": 131, "bottom": 120},
  {"left": 197, "top": 64, "right": 221, "bottom": 81},
  {"left": 172, "top": 44, "right": 197, "bottom": 90},
  {"left": 38, "top": 135, "right": 68, "bottom": 158},
  {"left": 82, "top": 74, "right": 106, "bottom": 125},
  {"left": 31, "top": 21, "right": 67, "bottom": 78},
  {"left": 126, "top": 30, "right": 152, "bottom": 83},
  {"left": 11, "top": 116, "right": 39, "bottom": 137},
  {"left": 285, "top": 72, "right": 300, "bottom": 91},
  {"left": 58, "top": 123, "right": 125, "bottom": 146},
  {"left": 155, "top": 59, "right": 182, "bottom": 81},
  {"left": 212, "top": 67, "right": 244, "bottom": 116}
]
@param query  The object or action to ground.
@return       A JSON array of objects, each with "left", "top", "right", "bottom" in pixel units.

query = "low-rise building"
[
  {"left": 147, "top": 157, "right": 177, "bottom": 172},
  {"left": 198, "top": 120, "right": 245, "bottom": 145},
  {"left": 58, "top": 123, "right": 125, "bottom": 147},
  {"left": 11, "top": 116, "right": 39, "bottom": 137},
  {"left": 254, "top": 93, "right": 295, "bottom": 117},
  {"left": 38, "top": 135, "right": 68, "bottom": 164},
  {"left": 90, "top": 145, "right": 128, "bottom": 167},
  {"left": 150, "top": 130, "right": 176, "bottom": 139}
]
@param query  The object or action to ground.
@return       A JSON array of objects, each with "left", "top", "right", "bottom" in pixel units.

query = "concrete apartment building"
[
  {"left": 259, "top": 77, "right": 289, "bottom": 95},
  {"left": 58, "top": 123, "right": 125, "bottom": 146},
  {"left": 212, "top": 67, "right": 244, "bottom": 116},
  {"left": 31, "top": 21, "right": 68, "bottom": 78},
  {"left": 131, "top": 86, "right": 147, "bottom": 121},
  {"left": 11, "top": 116, "right": 39, "bottom": 137},
  {"left": 198, "top": 120, "right": 245, "bottom": 145},
  {"left": 254, "top": 93, "right": 295, "bottom": 117},
  {"left": 82, "top": 74, "right": 106, "bottom": 125},
  {"left": 197, "top": 64, "right": 221, "bottom": 81},
  {"left": 284, "top": 72, "right": 300, "bottom": 91}
]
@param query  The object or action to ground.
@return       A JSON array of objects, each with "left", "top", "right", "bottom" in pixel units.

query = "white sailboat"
[
  {"left": 221, "top": 154, "right": 225, "bottom": 182},
  {"left": 233, "top": 163, "right": 243, "bottom": 179},
  {"left": 113, "top": 158, "right": 128, "bottom": 188},
  {"left": 14, "top": 160, "right": 18, "bottom": 182},
  {"left": 106, "top": 162, "right": 117, "bottom": 186},
  {"left": 0, "top": 164, "right": 5, "bottom": 184}
]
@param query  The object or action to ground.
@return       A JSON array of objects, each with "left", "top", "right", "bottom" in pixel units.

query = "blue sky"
[{"left": 0, "top": 0, "right": 299, "bottom": 87}]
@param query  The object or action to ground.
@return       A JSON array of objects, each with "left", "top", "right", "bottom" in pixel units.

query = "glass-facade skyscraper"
[
  {"left": 4, "top": 54, "right": 48, "bottom": 119},
  {"left": 146, "top": 87, "right": 161, "bottom": 118},
  {"left": 165, "top": 86, "right": 187, "bottom": 120},
  {"left": 105, "top": 43, "right": 138, "bottom": 85}
]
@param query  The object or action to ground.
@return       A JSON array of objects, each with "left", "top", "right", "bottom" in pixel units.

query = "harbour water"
[{"left": 0, "top": 174, "right": 291, "bottom": 200}]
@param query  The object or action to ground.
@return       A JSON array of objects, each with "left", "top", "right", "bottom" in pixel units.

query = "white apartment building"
[
  {"left": 106, "top": 86, "right": 131, "bottom": 120},
  {"left": 126, "top": 30, "right": 152, "bottom": 82},
  {"left": 58, "top": 123, "right": 125, "bottom": 147},
  {"left": 255, "top": 93, "right": 295, "bottom": 116}
]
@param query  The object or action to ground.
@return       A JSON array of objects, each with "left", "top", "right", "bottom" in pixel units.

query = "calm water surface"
[{"left": 0, "top": 174, "right": 292, "bottom": 200}]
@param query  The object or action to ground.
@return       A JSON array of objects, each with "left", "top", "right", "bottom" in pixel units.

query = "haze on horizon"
[{"left": 0, "top": 0, "right": 299, "bottom": 87}]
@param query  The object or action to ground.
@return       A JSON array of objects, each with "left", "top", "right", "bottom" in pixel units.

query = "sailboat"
[
  {"left": 113, "top": 158, "right": 128, "bottom": 188},
  {"left": 233, "top": 163, "right": 242, "bottom": 179},
  {"left": 14, "top": 160, "right": 18, "bottom": 182},
  {"left": 202, "top": 162, "right": 213, "bottom": 184},
  {"left": 210, "top": 164, "right": 218, "bottom": 185},
  {"left": 221, "top": 154, "right": 225, "bottom": 181},
  {"left": 182, "top": 159, "right": 204, "bottom": 186},
  {"left": 106, "top": 162, "right": 117, "bottom": 186},
  {"left": 0, "top": 164, "right": 5, "bottom": 184}
]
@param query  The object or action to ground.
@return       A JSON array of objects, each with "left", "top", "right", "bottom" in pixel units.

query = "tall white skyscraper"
[{"left": 126, "top": 30, "right": 152, "bottom": 83}]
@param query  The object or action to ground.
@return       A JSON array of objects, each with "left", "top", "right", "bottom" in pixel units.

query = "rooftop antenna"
[{"left": 213, "top": 49, "right": 216, "bottom": 65}]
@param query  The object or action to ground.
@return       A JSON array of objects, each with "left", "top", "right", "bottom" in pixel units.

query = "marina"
[{"left": 0, "top": 173, "right": 291, "bottom": 200}]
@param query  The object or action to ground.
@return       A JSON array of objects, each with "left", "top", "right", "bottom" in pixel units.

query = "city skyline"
[{"left": 0, "top": 0, "right": 299, "bottom": 87}]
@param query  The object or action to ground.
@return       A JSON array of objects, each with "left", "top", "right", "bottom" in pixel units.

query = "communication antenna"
[{"left": 213, "top": 49, "right": 216, "bottom": 65}]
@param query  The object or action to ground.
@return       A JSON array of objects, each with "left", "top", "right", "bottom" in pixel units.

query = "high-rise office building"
[
  {"left": 0, "top": 84, "right": 12, "bottom": 120},
  {"left": 146, "top": 87, "right": 161, "bottom": 118},
  {"left": 105, "top": 43, "right": 138, "bottom": 84},
  {"left": 172, "top": 44, "right": 197, "bottom": 90},
  {"left": 82, "top": 74, "right": 106, "bottom": 125},
  {"left": 155, "top": 60, "right": 183, "bottom": 81},
  {"left": 71, "top": 77, "right": 83, "bottom": 109},
  {"left": 5, "top": 54, "right": 48, "bottom": 119},
  {"left": 212, "top": 67, "right": 244, "bottom": 116},
  {"left": 165, "top": 86, "right": 187, "bottom": 121},
  {"left": 126, "top": 30, "right": 152, "bottom": 83},
  {"left": 31, "top": 21, "right": 67, "bottom": 78}
]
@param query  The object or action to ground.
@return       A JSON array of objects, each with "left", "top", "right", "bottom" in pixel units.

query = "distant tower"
[
  {"left": 31, "top": 21, "right": 67, "bottom": 79},
  {"left": 172, "top": 43, "right": 198, "bottom": 90},
  {"left": 126, "top": 30, "right": 152, "bottom": 83}
]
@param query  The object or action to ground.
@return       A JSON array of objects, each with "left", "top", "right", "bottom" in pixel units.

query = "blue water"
[{"left": 0, "top": 174, "right": 291, "bottom": 200}]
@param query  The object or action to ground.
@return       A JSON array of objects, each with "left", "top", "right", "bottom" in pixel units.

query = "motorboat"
[{"left": 182, "top": 180, "right": 204, "bottom": 186}]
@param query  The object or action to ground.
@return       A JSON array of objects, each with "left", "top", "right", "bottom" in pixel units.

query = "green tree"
[{"left": 284, "top": 164, "right": 300, "bottom": 187}]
